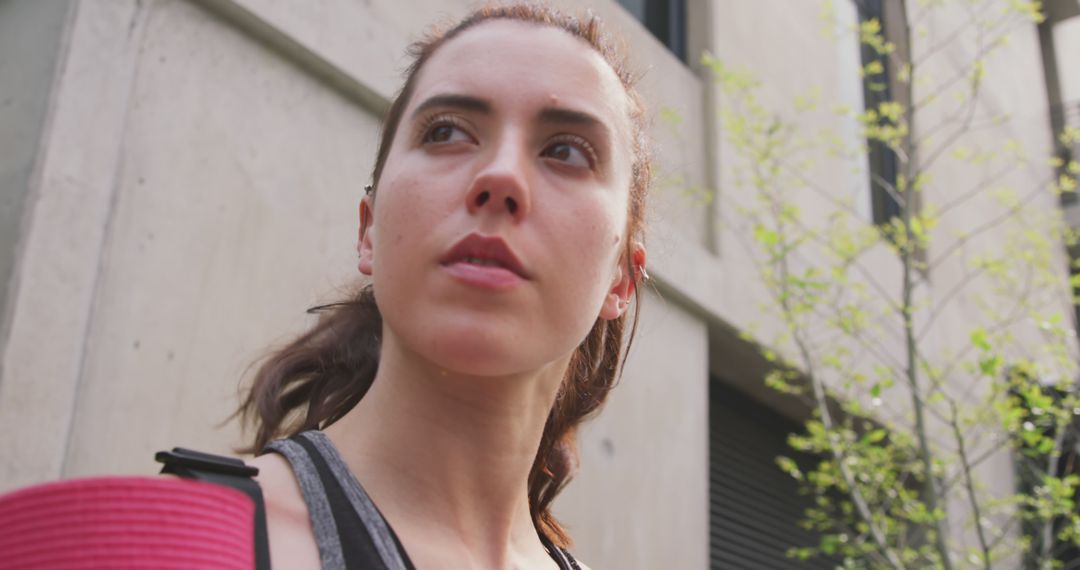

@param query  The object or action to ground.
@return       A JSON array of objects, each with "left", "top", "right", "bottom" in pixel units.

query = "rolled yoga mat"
[{"left": 0, "top": 476, "right": 254, "bottom": 569}]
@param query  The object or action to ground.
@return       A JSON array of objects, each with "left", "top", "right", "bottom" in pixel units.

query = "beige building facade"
[{"left": 1, "top": 0, "right": 1077, "bottom": 568}]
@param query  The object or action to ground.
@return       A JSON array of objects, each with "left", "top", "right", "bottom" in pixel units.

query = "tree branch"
[
  {"left": 765, "top": 163, "right": 908, "bottom": 569},
  {"left": 917, "top": 264, "right": 989, "bottom": 342},
  {"left": 948, "top": 399, "right": 994, "bottom": 569},
  {"left": 934, "top": 161, "right": 1020, "bottom": 221},
  {"left": 927, "top": 184, "right": 1049, "bottom": 273},
  {"left": 942, "top": 436, "right": 1012, "bottom": 493},
  {"left": 1038, "top": 421, "right": 1069, "bottom": 565}
]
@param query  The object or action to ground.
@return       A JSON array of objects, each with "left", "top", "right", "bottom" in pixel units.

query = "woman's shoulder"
[
  {"left": 249, "top": 453, "right": 321, "bottom": 570},
  {"left": 249, "top": 453, "right": 302, "bottom": 514}
]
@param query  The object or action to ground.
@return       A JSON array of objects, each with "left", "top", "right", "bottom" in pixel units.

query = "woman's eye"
[
  {"left": 423, "top": 122, "right": 472, "bottom": 144},
  {"left": 542, "top": 141, "right": 593, "bottom": 169}
]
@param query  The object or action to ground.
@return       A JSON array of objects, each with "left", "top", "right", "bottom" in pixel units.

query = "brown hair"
[{"left": 237, "top": 3, "right": 651, "bottom": 547}]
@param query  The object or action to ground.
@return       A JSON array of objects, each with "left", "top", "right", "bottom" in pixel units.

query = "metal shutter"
[{"left": 709, "top": 380, "right": 837, "bottom": 569}]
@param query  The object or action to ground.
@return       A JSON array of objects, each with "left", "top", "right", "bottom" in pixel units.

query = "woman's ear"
[
  {"left": 357, "top": 197, "right": 375, "bottom": 275},
  {"left": 599, "top": 243, "right": 646, "bottom": 320}
]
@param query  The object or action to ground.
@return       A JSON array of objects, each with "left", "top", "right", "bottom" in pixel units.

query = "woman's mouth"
[{"left": 440, "top": 233, "right": 530, "bottom": 290}]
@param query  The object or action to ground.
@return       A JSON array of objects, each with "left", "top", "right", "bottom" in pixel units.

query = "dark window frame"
[
  {"left": 616, "top": 0, "right": 687, "bottom": 63},
  {"left": 853, "top": 0, "right": 904, "bottom": 226}
]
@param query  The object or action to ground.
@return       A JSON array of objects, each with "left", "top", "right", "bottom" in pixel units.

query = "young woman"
[{"left": 241, "top": 5, "right": 651, "bottom": 569}]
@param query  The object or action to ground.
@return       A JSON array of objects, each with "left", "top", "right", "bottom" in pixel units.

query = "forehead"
[{"left": 409, "top": 20, "right": 631, "bottom": 130}]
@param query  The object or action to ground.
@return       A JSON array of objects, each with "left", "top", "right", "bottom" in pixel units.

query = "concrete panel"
[
  {"left": 58, "top": 0, "right": 378, "bottom": 477},
  {"left": 0, "top": 0, "right": 148, "bottom": 491},
  {"left": 555, "top": 289, "right": 710, "bottom": 570},
  {"left": 212, "top": 0, "right": 472, "bottom": 105},
  {"left": 0, "top": 0, "right": 73, "bottom": 344}
]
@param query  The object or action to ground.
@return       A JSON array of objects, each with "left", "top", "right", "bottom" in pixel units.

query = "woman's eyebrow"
[
  {"left": 411, "top": 94, "right": 491, "bottom": 119},
  {"left": 410, "top": 94, "right": 612, "bottom": 142},
  {"left": 538, "top": 107, "right": 611, "bottom": 141}
]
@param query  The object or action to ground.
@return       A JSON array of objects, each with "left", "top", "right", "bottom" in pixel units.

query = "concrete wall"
[
  {"left": 0, "top": 0, "right": 73, "bottom": 377},
  {"left": 557, "top": 290, "right": 710, "bottom": 569},
  {"left": 0, "top": 0, "right": 713, "bottom": 566},
  {"left": 0, "top": 0, "right": 1069, "bottom": 568}
]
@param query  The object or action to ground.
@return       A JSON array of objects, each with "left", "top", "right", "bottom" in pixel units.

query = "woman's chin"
[
  {"left": 398, "top": 318, "right": 543, "bottom": 376},
  {"left": 425, "top": 335, "right": 536, "bottom": 378},
  {"left": 384, "top": 307, "right": 570, "bottom": 378}
]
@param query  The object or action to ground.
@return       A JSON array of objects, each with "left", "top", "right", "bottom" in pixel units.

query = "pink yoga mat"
[{"left": 0, "top": 476, "right": 254, "bottom": 569}]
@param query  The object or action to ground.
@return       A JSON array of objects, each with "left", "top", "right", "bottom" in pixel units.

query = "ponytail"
[{"left": 238, "top": 286, "right": 381, "bottom": 453}]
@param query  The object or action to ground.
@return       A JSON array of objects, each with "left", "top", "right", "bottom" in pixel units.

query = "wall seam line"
[
  {"left": 188, "top": 0, "right": 391, "bottom": 116},
  {"left": 0, "top": 0, "right": 79, "bottom": 400},
  {"left": 58, "top": 0, "right": 151, "bottom": 478}
]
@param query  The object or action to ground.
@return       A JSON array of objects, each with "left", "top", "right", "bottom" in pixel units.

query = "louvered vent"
[{"left": 709, "top": 380, "right": 837, "bottom": 569}]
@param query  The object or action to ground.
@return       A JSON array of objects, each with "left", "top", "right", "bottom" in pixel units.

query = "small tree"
[{"left": 705, "top": 0, "right": 1080, "bottom": 567}]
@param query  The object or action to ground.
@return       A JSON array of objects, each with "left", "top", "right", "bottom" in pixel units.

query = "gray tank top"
[{"left": 264, "top": 430, "right": 581, "bottom": 570}]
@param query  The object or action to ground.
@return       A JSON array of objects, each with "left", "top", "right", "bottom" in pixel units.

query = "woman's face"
[{"left": 361, "top": 20, "right": 639, "bottom": 377}]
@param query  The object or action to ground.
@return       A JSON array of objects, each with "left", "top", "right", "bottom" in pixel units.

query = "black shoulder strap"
[
  {"left": 156, "top": 448, "right": 271, "bottom": 570},
  {"left": 539, "top": 533, "right": 583, "bottom": 570},
  {"left": 284, "top": 433, "right": 415, "bottom": 570}
]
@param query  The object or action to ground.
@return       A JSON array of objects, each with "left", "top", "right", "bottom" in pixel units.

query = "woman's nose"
[{"left": 465, "top": 137, "right": 531, "bottom": 222}]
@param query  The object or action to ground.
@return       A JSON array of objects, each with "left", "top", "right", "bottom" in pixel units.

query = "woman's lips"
[
  {"left": 439, "top": 233, "right": 530, "bottom": 290},
  {"left": 441, "top": 261, "right": 526, "bottom": 290}
]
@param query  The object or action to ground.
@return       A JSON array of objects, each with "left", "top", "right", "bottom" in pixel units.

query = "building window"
[
  {"left": 616, "top": 0, "right": 687, "bottom": 62},
  {"left": 853, "top": 0, "right": 903, "bottom": 225}
]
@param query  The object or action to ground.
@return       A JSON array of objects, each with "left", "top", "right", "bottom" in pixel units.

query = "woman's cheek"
[
  {"left": 370, "top": 178, "right": 432, "bottom": 301},
  {"left": 549, "top": 205, "right": 621, "bottom": 320},
  {"left": 377, "top": 175, "right": 439, "bottom": 250}
]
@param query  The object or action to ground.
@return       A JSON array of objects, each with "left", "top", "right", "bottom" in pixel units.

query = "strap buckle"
[{"left": 155, "top": 448, "right": 260, "bottom": 478}]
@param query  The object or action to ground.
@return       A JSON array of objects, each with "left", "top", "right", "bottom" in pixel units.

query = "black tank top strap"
[
  {"left": 540, "top": 533, "right": 583, "bottom": 570},
  {"left": 263, "top": 437, "right": 348, "bottom": 569},
  {"left": 291, "top": 431, "right": 415, "bottom": 570},
  {"left": 264, "top": 433, "right": 414, "bottom": 570}
]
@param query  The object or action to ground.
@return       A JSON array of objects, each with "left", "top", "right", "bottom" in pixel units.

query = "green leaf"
[
  {"left": 776, "top": 456, "right": 804, "bottom": 480},
  {"left": 970, "top": 328, "right": 991, "bottom": 352},
  {"left": 865, "top": 429, "right": 888, "bottom": 444},
  {"left": 754, "top": 224, "right": 779, "bottom": 246},
  {"left": 820, "top": 535, "right": 837, "bottom": 555},
  {"left": 659, "top": 106, "right": 683, "bottom": 128},
  {"left": 1058, "top": 174, "right": 1077, "bottom": 193},
  {"left": 979, "top": 355, "right": 1002, "bottom": 376},
  {"left": 910, "top": 217, "right": 925, "bottom": 240}
]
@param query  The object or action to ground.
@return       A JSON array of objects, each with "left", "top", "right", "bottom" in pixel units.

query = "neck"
[{"left": 323, "top": 330, "right": 569, "bottom": 567}]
